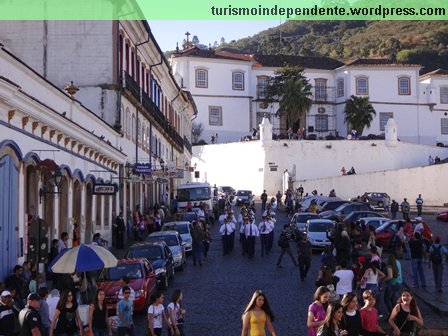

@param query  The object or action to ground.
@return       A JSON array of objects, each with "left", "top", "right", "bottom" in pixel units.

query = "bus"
[{"left": 176, "top": 182, "right": 213, "bottom": 221}]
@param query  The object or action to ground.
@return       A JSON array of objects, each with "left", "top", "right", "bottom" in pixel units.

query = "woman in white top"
[
  {"left": 361, "top": 261, "right": 385, "bottom": 294},
  {"left": 147, "top": 291, "right": 172, "bottom": 336},
  {"left": 167, "top": 289, "right": 186, "bottom": 336}
]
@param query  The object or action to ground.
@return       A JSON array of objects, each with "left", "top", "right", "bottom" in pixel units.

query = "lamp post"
[{"left": 39, "top": 169, "right": 63, "bottom": 203}]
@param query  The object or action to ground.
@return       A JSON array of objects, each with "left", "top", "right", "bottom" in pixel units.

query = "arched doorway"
[
  {"left": 0, "top": 150, "right": 20, "bottom": 280},
  {"left": 85, "top": 182, "right": 93, "bottom": 243}
]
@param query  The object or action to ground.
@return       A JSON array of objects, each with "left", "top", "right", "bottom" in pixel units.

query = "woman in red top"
[{"left": 360, "top": 290, "right": 387, "bottom": 336}]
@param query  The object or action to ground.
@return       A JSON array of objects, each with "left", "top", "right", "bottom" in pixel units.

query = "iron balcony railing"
[
  {"left": 183, "top": 136, "right": 192, "bottom": 154},
  {"left": 124, "top": 71, "right": 141, "bottom": 102}
]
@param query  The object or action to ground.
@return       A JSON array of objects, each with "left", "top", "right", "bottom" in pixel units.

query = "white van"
[{"left": 176, "top": 182, "right": 213, "bottom": 219}]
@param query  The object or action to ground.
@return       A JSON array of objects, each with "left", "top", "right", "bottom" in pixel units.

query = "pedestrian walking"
[
  {"left": 191, "top": 220, "right": 204, "bottom": 267},
  {"left": 37, "top": 288, "right": 50, "bottom": 336},
  {"left": 409, "top": 232, "right": 426, "bottom": 288},
  {"left": 202, "top": 222, "right": 211, "bottom": 259},
  {"left": 307, "top": 286, "right": 330, "bottom": 336},
  {"left": 113, "top": 211, "right": 126, "bottom": 249},
  {"left": 88, "top": 289, "right": 110, "bottom": 336},
  {"left": 340, "top": 293, "right": 362, "bottom": 336},
  {"left": 49, "top": 290, "right": 83, "bottom": 336},
  {"left": 117, "top": 286, "right": 134, "bottom": 336},
  {"left": 19, "top": 293, "right": 44, "bottom": 336},
  {"left": 219, "top": 217, "right": 234, "bottom": 256},
  {"left": 359, "top": 290, "right": 387, "bottom": 335},
  {"left": 390, "top": 200, "right": 399, "bottom": 220},
  {"left": 239, "top": 217, "right": 249, "bottom": 256},
  {"left": 276, "top": 224, "right": 298, "bottom": 268},
  {"left": 259, "top": 214, "right": 270, "bottom": 257},
  {"left": 167, "top": 289, "right": 186, "bottom": 336},
  {"left": 297, "top": 233, "right": 312, "bottom": 280},
  {"left": 261, "top": 190, "right": 268, "bottom": 212},
  {"left": 241, "top": 290, "right": 277, "bottom": 336},
  {"left": 429, "top": 236, "right": 448, "bottom": 293},
  {"left": 388, "top": 289, "right": 424, "bottom": 336},
  {"left": 245, "top": 219, "right": 259, "bottom": 259},
  {"left": 383, "top": 254, "right": 402, "bottom": 317},
  {"left": 147, "top": 291, "right": 172, "bottom": 336},
  {"left": 317, "top": 302, "right": 348, "bottom": 336},
  {"left": 415, "top": 194, "right": 424, "bottom": 217},
  {"left": 0, "top": 290, "right": 16, "bottom": 336},
  {"left": 400, "top": 198, "right": 410, "bottom": 221}
]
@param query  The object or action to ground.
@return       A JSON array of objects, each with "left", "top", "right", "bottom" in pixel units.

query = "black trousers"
[
  {"left": 246, "top": 236, "right": 256, "bottom": 258},
  {"left": 260, "top": 234, "right": 269, "bottom": 256},
  {"left": 298, "top": 255, "right": 311, "bottom": 279},
  {"left": 277, "top": 246, "right": 296, "bottom": 266}
]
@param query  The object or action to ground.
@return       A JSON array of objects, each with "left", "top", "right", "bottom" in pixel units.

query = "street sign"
[
  {"left": 134, "top": 163, "right": 152, "bottom": 174},
  {"left": 168, "top": 168, "right": 184, "bottom": 179},
  {"left": 93, "top": 183, "right": 117, "bottom": 195}
]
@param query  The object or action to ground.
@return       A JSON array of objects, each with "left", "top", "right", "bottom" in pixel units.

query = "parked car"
[
  {"left": 97, "top": 258, "right": 157, "bottom": 313},
  {"left": 320, "top": 200, "right": 349, "bottom": 212},
  {"left": 375, "top": 219, "right": 433, "bottom": 248},
  {"left": 351, "top": 192, "right": 391, "bottom": 208},
  {"left": 305, "top": 219, "right": 335, "bottom": 250},
  {"left": 358, "top": 217, "right": 390, "bottom": 230},
  {"left": 342, "top": 211, "right": 387, "bottom": 225},
  {"left": 299, "top": 196, "right": 342, "bottom": 212},
  {"left": 146, "top": 231, "right": 186, "bottom": 270},
  {"left": 436, "top": 210, "right": 448, "bottom": 222},
  {"left": 320, "top": 202, "right": 374, "bottom": 222},
  {"left": 218, "top": 186, "right": 236, "bottom": 197},
  {"left": 162, "top": 221, "right": 193, "bottom": 253},
  {"left": 235, "top": 190, "right": 253, "bottom": 206},
  {"left": 124, "top": 242, "right": 175, "bottom": 290},
  {"left": 290, "top": 212, "right": 320, "bottom": 236},
  {"left": 177, "top": 211, "right": 198, "bottom": 224}
]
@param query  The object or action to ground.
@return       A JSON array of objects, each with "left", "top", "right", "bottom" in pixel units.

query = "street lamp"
[
  {"left": 39, "top": 169, "right": 63, "bottom": 203},
  {"left": 125, "top": 162, "right": 134, "bottom": 177}
]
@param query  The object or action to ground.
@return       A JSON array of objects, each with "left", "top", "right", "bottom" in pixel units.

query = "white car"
[
  {"left": 162, "top": 221, "right": 193, "bottom": 253},
  {"left": 291, "top": 212, "right": 321, "bottom": 234},
  {"left": 306, "top": 219, "right": 335, "bottom": 249}
]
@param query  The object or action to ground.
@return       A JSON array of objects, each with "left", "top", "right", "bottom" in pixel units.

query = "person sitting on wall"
[{"left": 347, "top": 167, "right": 356, "bottom": 175}]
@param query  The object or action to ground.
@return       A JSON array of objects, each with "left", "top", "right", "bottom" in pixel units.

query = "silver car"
[
  {"left": 305, "top": 219, "right": 335, "bottom": 249},
  {"left": 162, "top": 221, "right": 193, "bottom": 253},
  {"left": 146, "top": 231, "right": 186, "bottom": 270}
]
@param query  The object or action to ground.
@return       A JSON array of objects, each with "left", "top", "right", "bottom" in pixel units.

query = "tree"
[
  {"left": 191, "top": 122, "right": 204, "bottom": 144},
  {"left": 344, "top": 95, "right": 377, "bottom": 135},
  {"left": 192, "top": 35, "right": 200, "bottom": 46},
  {"left": 265, "top": 65, "right": 312, "bottom": 129}
]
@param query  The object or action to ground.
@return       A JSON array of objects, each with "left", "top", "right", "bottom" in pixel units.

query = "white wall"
[
  {"left": 192, "top": 139, "right": 448, "bottom": 200},
  {"left": 295, "top": 164, "right": 448, "bottom": 206}
]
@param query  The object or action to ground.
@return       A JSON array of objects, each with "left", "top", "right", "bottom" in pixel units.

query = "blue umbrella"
[{"left": 49, "top": 244, "right": 118, "bottom": 273}]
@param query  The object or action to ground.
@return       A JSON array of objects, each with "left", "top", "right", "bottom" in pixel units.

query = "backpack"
[{"left": 430, "top": 245, "right": 443, "bottom": 264}]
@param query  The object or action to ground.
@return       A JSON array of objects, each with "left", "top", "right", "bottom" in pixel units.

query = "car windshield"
[
  {"left": 126, "top": 245, "right": 162, "bottom": 260},
  {"left": 179, "top": 213, "right": 197, "bottom": 222},
  {"left": 177, "top": 187, "right": 210, "bottom": 202},
  {"left": 296, "top": 214, "right": 319, "bottom": 223},
  {"left": 163, "top": 224, "right": 189, "bottom": 234},
  {"left": 147, "top": 235, "right": 178, "bottom": 246},
  {"left": 308, "top": 222, "right": 332, "bottom": 232},
  {"left": 376, "top": 221, "right": 394, "bottom": 232},
  {"left": 237, "top": 191, "right": 251, "bottom": 196},
  {"left": 99, "top": 263, "right": 142, "bottom": 280},
  {"left": 335, "top": 204, "right": 349, "bottom": 212},
  {"left": 222, "top": 187, "right": 234, "bottom": 193}
]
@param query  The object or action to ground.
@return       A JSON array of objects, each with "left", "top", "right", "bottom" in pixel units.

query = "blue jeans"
[
  {"left": 411, "top": 258, "right": 426, "bottom": 287},
  {"left": 384, "top": 282, "right": 400, "bottom": 315},
  {"left": 117, "top": 326, "right": 135, "bottom": 336},
  {"left": 192, "top": 243, "right": 203, "bottom": 266},
  {"left": 93, "top": 329, "right": 108, "bottom": 336},
  {"left": 432, "top": 263, "right": 443, "bottom": 291}
]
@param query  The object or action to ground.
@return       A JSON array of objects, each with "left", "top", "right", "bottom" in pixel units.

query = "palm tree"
[
  {"left": 266, "top": 65, "right": 313, "bottom": 130},
  {"left": 344, "top": 95, "right": 376, "bottom": 135}
]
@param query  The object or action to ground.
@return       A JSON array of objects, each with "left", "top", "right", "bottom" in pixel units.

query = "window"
[
  {"left": 379, "top": 112, "right": 394, "bottom": 131},
  {"left": 314, "top": 79, "right": 327, "bottom": 101},
  {"left": 337, "top": 78, "right": 344, "bottom": 97},
  {"left": 257, "top": 76, "right": 269, "bottom": 99},
  {"left": 442, "top": 118, "right": 448, "bottom": 134},
  {"left": 209, "top": 106, "right": 222, "bottom": 126},
  {"left": 441, "top": 87, "right": 448, "bottom": 104},
  {"left": 356, "top": 77, "right": 368, "bottom": 95},
  {"left": 195, "top": 69, "right": 208, "bottom": 88},
  {"left": 398, "top": 77, "right": 411, "bottom": 95},
  {"left": 232, "top": 72, "right": 244, "bottom": 90},
  {"left": 315, "top": 115, "right": 328, "bottom": 132}
]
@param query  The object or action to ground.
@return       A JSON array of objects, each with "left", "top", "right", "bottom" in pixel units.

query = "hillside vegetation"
[{"left": 221, "top": 21, "right": 448, "bottom": 73}]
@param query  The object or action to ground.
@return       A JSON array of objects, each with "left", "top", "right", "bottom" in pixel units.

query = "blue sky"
[{"left": 149, "top": 20, "right": 281, "bottom": 52}]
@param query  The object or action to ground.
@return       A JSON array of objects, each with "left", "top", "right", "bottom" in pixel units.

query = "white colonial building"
[
  {"left": 0, "top": 20, "right": 196, "bottom": 279},
  {"left": 170, "top": 47, "right": 448, "bottom": 146}
]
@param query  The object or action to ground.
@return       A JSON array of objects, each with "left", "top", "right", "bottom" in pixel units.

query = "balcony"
[
  {"left": 312, "top": 86, "right": 335, "bottom": 103},
  {"left": 183, "top": 136, "right": 192, "bottom": 154},
  {"left": 124, "top": 71, "right": 141, "bottom": 102}
]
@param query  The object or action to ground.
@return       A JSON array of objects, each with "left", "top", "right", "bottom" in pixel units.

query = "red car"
[
  {"left": 97, "top": 258, "right": 157, "bottom": 313},
  {"left": 375, "top": 220, "right": 433, "bottom": 248},
  {"left": 436, "top": 210, "right": 448, "bottom": 222}
]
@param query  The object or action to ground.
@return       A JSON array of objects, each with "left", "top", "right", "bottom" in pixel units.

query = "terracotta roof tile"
[{"left": 344, "top": 58, "right": 420, "bottom": 67}]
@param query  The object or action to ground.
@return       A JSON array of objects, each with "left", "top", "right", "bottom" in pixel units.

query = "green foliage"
[
  {"left": 222, "top": 21, "right": 448, "bottom": 73},
  {"left": 266, "top": 66, "right": 312, "bottom": 128},
  {"left": 344, "top": 95, "right": 377, "bottom": 136}
]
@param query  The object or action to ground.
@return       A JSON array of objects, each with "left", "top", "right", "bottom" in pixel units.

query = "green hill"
[{"left": 221, "top": 21, "right": 448, "bottom": 73}]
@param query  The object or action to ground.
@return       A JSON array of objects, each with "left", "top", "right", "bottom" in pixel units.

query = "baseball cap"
[
  {"left": 1, "top": 290, "right": 12, "bottom": 297},
  {"left": 27, "top": 292, "right": 41, "bottom": 301}
]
